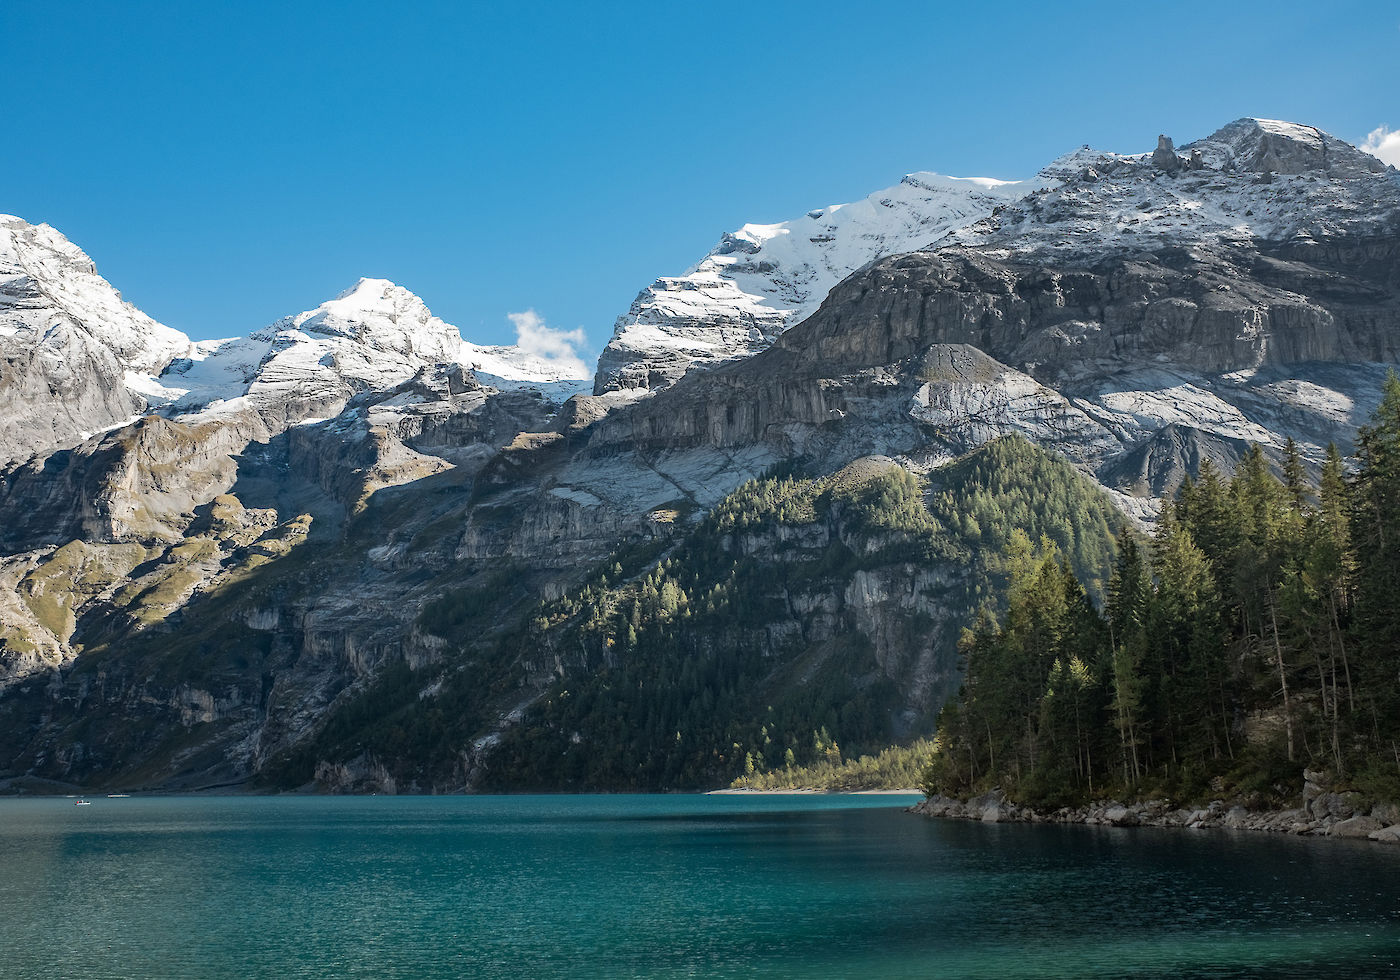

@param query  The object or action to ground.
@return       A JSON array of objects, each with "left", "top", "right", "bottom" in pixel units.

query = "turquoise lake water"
[{"left": 1, "top": 793, "right": 1398, "bottom": 978}]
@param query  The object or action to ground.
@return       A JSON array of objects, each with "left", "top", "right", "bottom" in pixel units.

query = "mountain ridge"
[
  {"left": 596, "top": 118, "right": 1399, "bottom": 399},
  {"left": 0, "top": 115, "right": 1397, "bottom": 794},
  {"left": 0, "top": 225, "right": 592, "bottom": 469}
]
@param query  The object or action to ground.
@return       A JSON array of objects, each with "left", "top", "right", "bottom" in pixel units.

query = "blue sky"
[{"left": 6, "top": 0, "right": 1398, "bottom": 359}]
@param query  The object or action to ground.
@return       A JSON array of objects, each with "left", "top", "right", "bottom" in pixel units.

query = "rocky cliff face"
[
  {"left": 594, "top": 173, "right": 1037, "bottom": 394},
  {"left": 581, "top": 237, "right": 1395, "bottom": 511},
  {"left": 0, "top": 257, "right": 586, "bottom": 707},
  {"left": 0, "top": 117, "right": 1396, "bottom": 793},
  {"left": 599, "top": 118, "right": 1399, "bottom": 399},
  {"left": 0, "top": 216, "right": 193, "bottom": 467}
]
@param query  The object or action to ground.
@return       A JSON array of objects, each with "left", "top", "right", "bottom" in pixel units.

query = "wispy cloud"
[
  {"left": 1361, "top": 125, "right": 1400, "bottom": 167},
  {"left": 507, "top": 309, "right": 589, "bottom": 376}
]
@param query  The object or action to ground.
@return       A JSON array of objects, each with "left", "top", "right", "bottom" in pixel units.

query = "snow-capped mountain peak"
[
  {"left": 250, "top": 277, "right": 463, "bottom": 365},
  {"left": 1190, "top": 117, "right": 1391, "bottom": 177},
  {"left": 158, "top": 278, "right": 592, "bottom": 420},
  {"left": 0, "top": 214, "right": 191, "bottom": 375},
  {"left": 593, "top": 169, "right": 1041, "bottom": 395},
  {"left": 593, "top": 118, "right": 1400, "bottom": 399},
  {"left": 946, "top": 118, "right": 1400, "bottom": 260},
  {"left": 0, "top": 215, "right": 197, "bottom": 463}
]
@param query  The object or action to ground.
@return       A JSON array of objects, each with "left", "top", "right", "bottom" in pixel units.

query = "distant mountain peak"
[
  {"left": 595, "top": 117, "right": 1400, "bottom": 399},
  {"left": 254, "top": 278, "right": 462, "bottom": 366},
  {"left": 1189, "top": 117, "right": 1390, "bottom": 176}
]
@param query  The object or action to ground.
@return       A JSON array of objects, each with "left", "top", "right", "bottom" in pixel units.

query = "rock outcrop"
[
  {"left": 1151, "top": 134, "right": 1182, "bottom": 173},
  {"left": 594, "top": 172, "right": 1037, "bottom": 394},
  {"left": 598, "top": 120, "right": 1400, "bottom": 400}
]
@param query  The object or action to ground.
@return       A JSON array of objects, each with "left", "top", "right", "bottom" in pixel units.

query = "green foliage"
[
  {"left": 477, "top": 440, "right": 1125, "bottom": 791},
  {"left": 928, "top": 434, "right": 1123, "bottom": 599},
  {"left": 927, "top": 380, "right": 1400, "bottom": 809},
  {"left": 730, "top": 738, "right": 935, "bottom": 791}
]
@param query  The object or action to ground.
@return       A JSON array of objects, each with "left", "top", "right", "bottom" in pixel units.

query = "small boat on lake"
[{"left": 74, "top": 799, "right": 91, "bottom": 806}]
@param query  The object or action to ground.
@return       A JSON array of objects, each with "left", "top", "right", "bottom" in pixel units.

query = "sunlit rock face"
[
  {"left": 596, "top": 119, "right": 1400, "bottom": 400},
  {"left": 0, "top": 215, "right": 193, "bottom": 467},
  {"left": 594, "top": 173, "right": 1038, "bottom": 395}
]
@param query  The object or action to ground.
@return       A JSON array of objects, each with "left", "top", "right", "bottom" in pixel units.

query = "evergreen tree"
[
  {"left": 1352, "top": 372, "right": 1400, "bottom": 757},
  {"left": 1148, "top": 503, "right": 1227, "bottom": 767},
  {"left": 1283, "top": 436, "right": 1309, "bottom": 512}
]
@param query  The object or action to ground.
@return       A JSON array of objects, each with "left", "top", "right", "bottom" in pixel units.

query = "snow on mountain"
[
  {"left": 0, "top": 215, "right": 191, "bottom": 374},
  {"left": 459, "top": 343, "right": 592, "bottom": 401},
  {"left": 156, "top": 278, "right": 591, "bottom": 421},
  {"left": 948, "top": 118, "right": 1400, "bottom": 258},
  {"left": 1, "top": 220, "right": 591, "bottom": 464},
  {"left": 597, "top": 119, "right": 1400, "bottom": 399},
  {"left": 6, "top": 115, "right": 1394, "bottom": 471},
  {"left": 0, "top": 215, "right": 195, "bottom": 464},
  {"left": 159, "top": 278, "right": 463, "bottom": 417},
  {"left": 594, "top": 172, "right": 1040, "bottom": 394}
]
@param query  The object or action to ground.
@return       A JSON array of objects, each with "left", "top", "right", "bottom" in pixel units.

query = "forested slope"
[
  {"left": 925, "top": 374, "right": 1400, "bottom": 809},
  {"left": 272, "top": 437, "right": 1125, "bottom": 791}
]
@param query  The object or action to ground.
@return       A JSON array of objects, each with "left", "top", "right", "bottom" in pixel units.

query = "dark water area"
[{"left": 1, "top": 793, "right": 1397, "bottom": 978}]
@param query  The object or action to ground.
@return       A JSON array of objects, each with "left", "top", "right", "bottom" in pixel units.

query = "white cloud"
[
  {"left": 507, "top": 309, "right": 589, "bottom": 376},
  {"left": 1361, "top": 125, "right": 1400, "bottom": 168}
]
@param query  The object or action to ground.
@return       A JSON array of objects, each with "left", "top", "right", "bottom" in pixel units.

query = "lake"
[{"left": 1, "top": 793, "right": 1397, "bottom": 978}]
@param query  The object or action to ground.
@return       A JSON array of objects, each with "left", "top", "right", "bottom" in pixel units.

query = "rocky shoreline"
[{"left": 912, "top": 769, "right": 1400, "bottom": 844}]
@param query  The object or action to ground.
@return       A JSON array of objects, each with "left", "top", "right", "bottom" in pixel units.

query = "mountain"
[
  {"left": 0, "top": 215, "right": 192, "bottom": 467},
  {"left": 160, "top": 278, "right": 587, "bottom": 424},
  {"left": 0, "top": 118, "right": 1396, "bottom": 794},
  {"left": 0, "top": 234, "right": 590, "bottom": 689},
  {"left": 0, "top": 226, "right": 591, "bottom": 472},
  {"left": 595, "top": 173, "right": 1037, "bottom": 394},
  {"left": 597, "top": 120, "right": 1396, "bottom": 400},
  {"left": 596, "top": 119, "right": 1400, "bottom": 503}
]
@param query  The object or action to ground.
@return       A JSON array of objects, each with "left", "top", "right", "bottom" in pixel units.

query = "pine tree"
[
  {"left": 1106, "top": 532, "right": 1151, "bottom": 784},
  {"left": 1351, "top": 371, "right": 1400, "bottom": 758},
  {"left": 1148, "top": 502, "right": 1227, "bottom": 767},
  {"left": 1179, "top": 457, "right": 1238, "bottom": 585},
  {"left": 1283, "top": 436, "right": 1309, "bottom": 512}
]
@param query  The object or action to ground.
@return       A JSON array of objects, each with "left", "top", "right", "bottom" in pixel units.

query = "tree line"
[{"left": 924, "top": 374, "right": 1400, "bottom": 808}]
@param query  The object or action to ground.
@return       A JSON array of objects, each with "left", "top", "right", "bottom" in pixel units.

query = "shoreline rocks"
[{"left": 911, "top": 784, "right": 1400, "bottom": 844}]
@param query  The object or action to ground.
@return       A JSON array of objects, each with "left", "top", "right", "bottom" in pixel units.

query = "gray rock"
[
  {"left": 1309, "top": 791, "right": 1359, "bottom": 821},
  {"left": 1104, "top": 805, "right": 1139, "bottom": 827},
  {"left": 1303, "top": 768, "right": 1332, "bottom": 800},
  {"left": 1329, "top": 815, "right": 1384, "bottom": 839},
  {"left": 981, "top": 803, "right": 1010, "bottom": 823},
  {"left": 1151, "top": 135, "right": 1183, "bottom": 173},
  {"left": 1368, "top": 824, "right": 1400, "bottom": 844},
  {"left": 1190, "top": 118, "right": 1390, "bottom": 177}
]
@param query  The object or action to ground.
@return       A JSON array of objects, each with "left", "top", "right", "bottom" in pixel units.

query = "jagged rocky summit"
[
  {"left": 594, "top": 172, "right": 1038, "bottom": 393},
  {"left": 0, "top": 117, "right": 1397, "bottom": 794},
  {"left": 0, "top": 215, "right": 190, "bottom": 466},
  {"left": 599, "top": 118, "right": 1397, "bottom": 396}
]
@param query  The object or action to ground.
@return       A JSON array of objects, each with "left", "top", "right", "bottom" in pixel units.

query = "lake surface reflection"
[{"left": 1, "top": 793, "right": 1397, "bottom": 978}]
